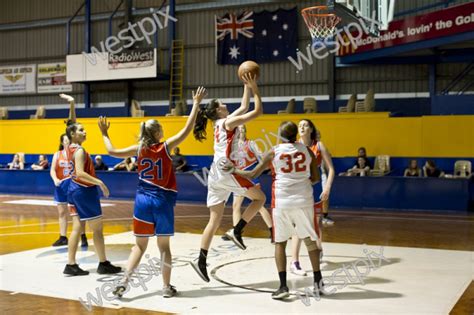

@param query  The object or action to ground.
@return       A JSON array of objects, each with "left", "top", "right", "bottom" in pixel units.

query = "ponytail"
[
  {"left": 139, "top": 119, "right": 161, "bottom": 149},
  {"left": 193, "top": 99, "right": 220, "bottom": 142},
  {"left": 194, "top": 108, "right": 208, "bottom": 142}
]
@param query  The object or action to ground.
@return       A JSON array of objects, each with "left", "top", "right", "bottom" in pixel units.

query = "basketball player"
[
  {"left": 290, "top": 119, "right": 335, "bottom": 276},
  {"left": 223, "top": 121, "right": 324, "bottom": 299},
  {"left": 64, "top": 123, "right": 121, "bottom": 276},
  {"left": 191, "top": 74, "right": 265, "bottom": 282},
  {"left": 222, "top": 125, "right": 273, "bottom": 241},
  {"left": 99, "top": 87, "right": 206, "bottom": 298},
  {"left": 51, "top": 93, "right": 88, "bottom": 247},
  {"left": 50, "top": 133, "right": 87, "bottom": 247}
]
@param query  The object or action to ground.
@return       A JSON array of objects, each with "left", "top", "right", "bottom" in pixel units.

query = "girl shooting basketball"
[
  {"left": 99, "top": 87, "right": 207, "bottom": 298},
  {"left": 191, "top": 73, "right": 266, "bottom": 282}
]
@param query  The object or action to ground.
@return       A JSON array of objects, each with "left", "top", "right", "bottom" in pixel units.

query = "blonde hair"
[{"left": 139, "top": 119, "right": 162, "bottom": 149}]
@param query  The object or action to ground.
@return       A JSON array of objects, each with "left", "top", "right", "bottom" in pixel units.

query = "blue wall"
[
  {"left": 0, "top": 170, "right": 471, "bottom": 211},
  {"left": 432, "top": 95, "right": 474, "bottom": 115}
]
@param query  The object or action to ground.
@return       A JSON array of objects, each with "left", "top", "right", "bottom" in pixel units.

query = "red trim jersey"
[
  {"left": 67, "top": 144, "right": 97, "bottom": 187},
  {"left": 213, "top": 118, "right": 237, "bottom": 165},
  {"left": 137, "top": 142, "right": 177, "bottom": 192},
  {"left": 233, "top": 139, "right": 259, "bottom": 171},
  {"left": 270, "top": 142, "right": 314, "bottom": 209},
  {"left": 54, "top": 149, "right": 73, "bottom": 180}
]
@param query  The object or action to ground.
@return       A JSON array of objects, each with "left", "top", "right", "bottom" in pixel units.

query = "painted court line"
[{"left": 3, "top": 199, "right": 115, "bottom": 207}]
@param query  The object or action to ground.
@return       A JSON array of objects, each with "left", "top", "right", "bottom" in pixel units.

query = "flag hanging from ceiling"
[{"left": 215, "top": 7, "right": 298, "bottom": 65}]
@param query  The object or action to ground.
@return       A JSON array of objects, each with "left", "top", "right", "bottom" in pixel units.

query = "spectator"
[
  {"left": 423, "top": 160, "right": 445, "bottom": 178},
  {"left": 8, "top": 153, "right": 24, "bottom": 170},
  {"left": 31, "top": 154, "right": 49, "bottom": 170},
  {"left": 404, "top": 159, "right": 421, "bottom": 177},
  {"left": 94, "top": 155, "right": 108, "bottom": 171},
  {"left": 172, "top": 147, "right": 188, "bottom": 172},
  {"left": 113, "top": 157, "right": 136, "bottom": 172},
  {"left": 357, "top": 147, "right": 372, "bottom": 168},
  {"left": 341, "top": 157, "right": 370, "bottom": 176}
]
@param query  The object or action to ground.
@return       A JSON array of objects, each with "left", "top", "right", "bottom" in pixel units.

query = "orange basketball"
[{"left": 238, "top": 60, "right": 260, "bottom": 81}]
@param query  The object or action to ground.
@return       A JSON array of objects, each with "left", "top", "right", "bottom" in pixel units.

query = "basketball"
[{"left": 238, "top": 60, "right": 260, "bottom": 81}]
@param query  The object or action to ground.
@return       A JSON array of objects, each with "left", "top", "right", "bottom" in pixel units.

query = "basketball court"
[{"left": 1, "top": 0, "right": 473, "bottom": 314}]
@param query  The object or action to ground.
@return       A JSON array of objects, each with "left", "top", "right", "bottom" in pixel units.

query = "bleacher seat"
[{"left": 277, "top": 98, "right": 296, "bottom": 114}]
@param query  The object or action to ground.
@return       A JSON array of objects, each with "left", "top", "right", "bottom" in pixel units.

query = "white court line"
[
  {"left": 0, "top": 232, "right": 114, "bottom": 237},
  {"left": 2, "top": 199, "right": 115, "bottom": 207}
]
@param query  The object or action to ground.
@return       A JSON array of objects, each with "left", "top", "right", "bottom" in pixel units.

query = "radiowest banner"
[
  {"left": 338, "top": 2, "right": 474, "bottom": 56},
  {"left": 0, "top": 64, "right": 36, "bottom": 95},
  {"left": 37, "top": 63, "right": 73, "bottom": 93}
]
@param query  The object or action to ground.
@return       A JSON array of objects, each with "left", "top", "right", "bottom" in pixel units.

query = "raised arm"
[
  {"left": 225, "top": 74, "right": 263, "bottom": 130},
  {"left": 166, "top": 87, "right": 207, "bottom": 152},
  {"left": 98, "top": 116, "right": 139, "bottom": 158},
  {"left": 60, "top": 94, "right": 76, "bottom": 124},
  {"left": 74, "top": 149, "right": 109, "bottom": 197},
  {"left": 228, "top": 85, "right": 251, "bottom": 118}
]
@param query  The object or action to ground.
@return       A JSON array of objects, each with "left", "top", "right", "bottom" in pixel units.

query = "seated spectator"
[
  {"left": 113, "top": 157, "right": 136, "bottom": 172},
  {"left": 94, "top": 155, "right": 108, "bottom": 171},
  {"left": 31, "top": 154, "right": 49, "bottom": 170},
  {"left": 341, "top": 157, "right": 370, "bottom": 176},
  {"left": 404, "top": 159, "right": 421, "bottom": 177},
  {"left": 357, "top": 147, "right": 372, "bottom": 168},
  {"left": 8, "top": 153, "right": 24, "bottom": 170},
  {"left": 423, "top": 160, "right": 445, "bottom": 178},
  {"left": 172, "top": 147, "right": 188, "bottom": 172}
]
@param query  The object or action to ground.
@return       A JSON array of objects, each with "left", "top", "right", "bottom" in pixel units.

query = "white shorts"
[
  {"left": 272, "top": 207, "right": 321, "bottom": 246},
  {"left": 207, "top": 164, "right": 254, "bottom": 207}
]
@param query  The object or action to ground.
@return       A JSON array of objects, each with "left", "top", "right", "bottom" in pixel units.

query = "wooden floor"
[{"left": 0, "top": 194, "right": 473, "bottom": 314}]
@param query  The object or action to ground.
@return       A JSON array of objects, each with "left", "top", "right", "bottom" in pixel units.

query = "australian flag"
[{"left": 216, "top": 7, "right": 297, "bottom": 65}]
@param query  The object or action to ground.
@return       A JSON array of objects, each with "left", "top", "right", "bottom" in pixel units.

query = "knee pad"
[{"left": 303, "top": 237, "right": 318, "bottom": 252}]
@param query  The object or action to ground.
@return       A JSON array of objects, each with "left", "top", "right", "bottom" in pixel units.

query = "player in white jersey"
[
  {"left": 223, "top": 121, "right": 324, "bottom": 300},
  {"left": 191, "top": 74, "right": 266, "bottom": 282}
]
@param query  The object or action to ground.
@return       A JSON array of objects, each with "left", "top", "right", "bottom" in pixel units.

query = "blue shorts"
[
  {"left": 133, "top": 183, "right": 177, "bottom": 237},
  {"left": 68, "top": 181, "right": 102, "bottom": 221},
  {"left": 54, "top": 178, "right": 71, "bottom": 204}
]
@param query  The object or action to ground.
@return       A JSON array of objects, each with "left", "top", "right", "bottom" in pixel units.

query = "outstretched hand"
[
  {"left": 192, "top": 86, "right": 207, "bottom": 104},
  {"left": 59, "top": 93, "right": 74, "bottom": 102},
  {"left": 98, "top": 116, "right": 110, "bottom": 135}
]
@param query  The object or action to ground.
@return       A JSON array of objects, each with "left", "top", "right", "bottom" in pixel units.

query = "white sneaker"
[
  {"left": 163, "top": 284, "right": 177, "bottom": 298},
  {"left": 290, "top": 261, "right": 307, "bottom": 276}
]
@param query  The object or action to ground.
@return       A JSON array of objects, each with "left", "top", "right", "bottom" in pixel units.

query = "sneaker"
[
  {"left": 190, "top": 260, "right": 210, "bottom": 282},
  {"left": 271, "top": 286, "right": 289, "bottom": 300},
  {"left": 63, "top": 264, "right": 89, "bottom": 276},
  {"left": 313, "top": 281, "right": 326, "bottom": 297},
  {"left": 322, "top": 215, "right": 335, "bottom": 225},
  {"left": 112, "top": 278, "right": 129, "bottom": 298},
  {"left": 81, "top": 234, "right": 88, "bottom": 247},
  {"left": 290, "top": 261, "right": 307, "bottom": 276},
  {"left": 163, "top": 285, "right": 177, "bottom": 298},
  {"left": 225, "top": 228, "right": 246, "bottom": 250},
  {"left": 221, "top": 234, "right": 231, "bottom": 241},
  {"left": 52, "top": 236, "right": 68, "bottom": 247},
  {"left": 97, "top": 261, "right": 122, "bottom": 274}
]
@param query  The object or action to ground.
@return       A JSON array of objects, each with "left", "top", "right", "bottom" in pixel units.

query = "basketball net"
[{"left": 301, "top": 6, "right": 341, "bottom": 45}]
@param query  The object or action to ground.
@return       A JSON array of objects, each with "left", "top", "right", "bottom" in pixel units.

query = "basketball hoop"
[{"left": 301, "top": 6, "right": 341, "bottom": 44}]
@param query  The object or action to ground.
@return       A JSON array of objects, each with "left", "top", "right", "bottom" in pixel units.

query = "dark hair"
[
  {"left": 279, "top": 121, "right": 298, "bottom": 143},
  {"left": 426, "top": 160, "right": 436, "bottom": 168},
  {"left": 358, "top": 156, "right": 368, "bottom": 167},
  {"left": 65, "top": 119, "right": 75, "bottom": 126},
  {"left": 66, "top": 123, "right": 80, "bottom": 141},
  {"left": 300, "top": 119, "right": 317, "bottom": 141},
  {"left": 194, "top": 99, "right": 220, "bottom": 142},
  {"left": 358, "top": 147, "right": 367, "bottom": 157},
  {"left": 58, "top": 133, "right": 67, "bottom": 150}
]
